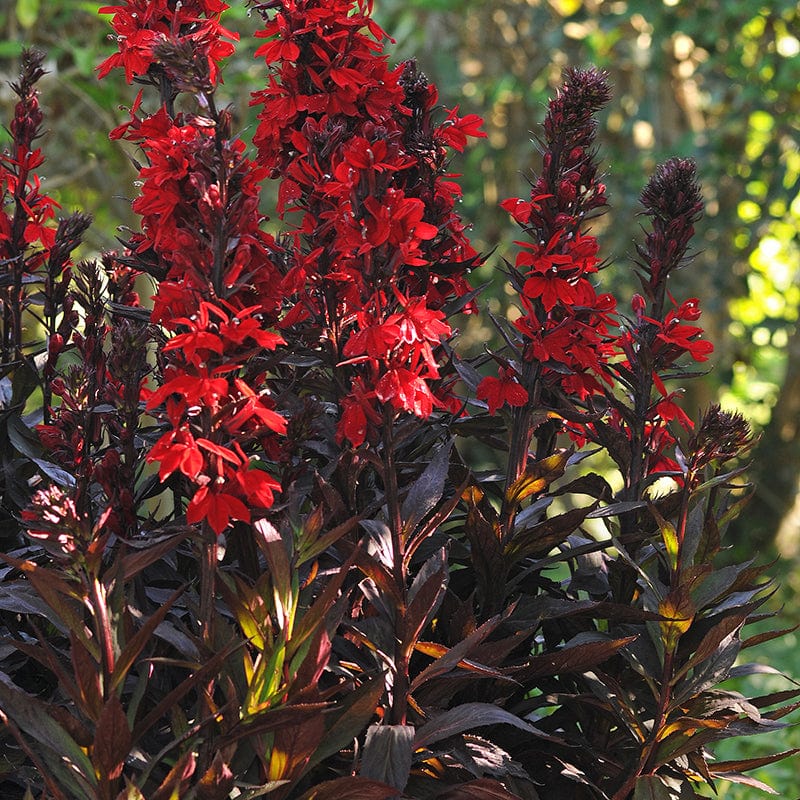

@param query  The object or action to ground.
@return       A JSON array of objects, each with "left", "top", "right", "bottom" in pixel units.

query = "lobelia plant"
[{"left": 0, "top": 1, "right": 798, "bottom": 799}]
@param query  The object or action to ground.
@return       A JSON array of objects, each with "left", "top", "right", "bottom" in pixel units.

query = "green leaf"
[
  {"left": 10, "top": 361, "right": 39, "bottom": 407},
  {"left": 15, "top": 0, "right": 40, "bottom": 29}
]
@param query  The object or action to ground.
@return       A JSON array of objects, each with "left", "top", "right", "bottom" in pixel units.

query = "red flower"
[
  {"left": 477, "top": 367, "right": 529, "bottom": 415},
  {"left": 186, "top": 484, "right": 251, "bottom": 534}
]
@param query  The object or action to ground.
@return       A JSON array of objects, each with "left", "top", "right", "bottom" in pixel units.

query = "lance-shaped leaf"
[
  {"left": 93, "top": 692, "right": 132, "bottom": 781},
  {"left": 711, "top": 748, "right": 800, "bottom": 776},
  {"left": 0, "top": 671, "right": 97, "bottom": 795},
  {"left": 658, "top": 588, "right": 695, "bottom": 653},
  {"left": 403, "top": 547, "right": 448, "bottom": 654},
  {"left": 633, "top": 775, "right": 674, "bottom": 800},
  {"left": 513, "top": 634, "right": 637, "bottom": 682},
  {"left": 505, "top": 504, "right": 598, "bottom": 562},
  {"left": 111, "top": 584, "right": 186, "bottom": 692},
  {"left": 414, "top": 703, "right": 557, "bottom": 749},
  {"left": 433, "top": 778, "right": 524, "bottom": 799},
  {"left": 360, "top": 724, "right": 415, "bottom": 791},
  {"left": 267, "top": 712, "right": 326, "bottom": 784},
  {"left": 303, "top": 677, "right": 387, "bottom": 773},
  {"left": 411, "top": 610, "right": 512, "bottom": 691},
  {"left": 196, "top": 752, "right": 235, "bottom": 800},
  {"left": 463, "top": 484, "right": 506, "bottom": 608},
  {"left": 296, "top": 776, "right": 400, "bottom": 800},
  {"left": 402, "top": 440, "right": 452, "bottom": 535},
  {"left": 505, "top": 450, "right": 569, "bottom": 507}
]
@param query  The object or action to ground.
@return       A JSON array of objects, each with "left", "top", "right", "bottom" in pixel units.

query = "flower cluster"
[
  {"left": 97, "top": 0, "right": 237, "bottom": 85},
  {"left": 250, "top": 0, "right": 485, "bottom": 447},
  {"left": 479, "top": 68, "right": 617, "bottom": 415},
  {"left": 100, "top": 4, "right": 287, "bottom": 535},
  {"left": 1, "top": 50, "right": 60, "bottom": 362},
  {"left": 604, "top": 159, "right": 713, "bottom": 479}
]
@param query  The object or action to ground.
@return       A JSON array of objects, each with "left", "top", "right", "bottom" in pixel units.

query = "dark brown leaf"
[
  {"left": 710, "top": 748, "right": 800, "bottom": 775},
  {"left": 434, "top": 778, "right": 522, "bottom": 799},
  {"left": 360, "top": 724, "right": 415, "bottom": 791},
  {"left": 514, "top": 635, "right": 636, "bottom": 681},
  {"left": 414, "top": 703, "right": 557, "bottom": 749},
  {"left": 93, "top": 692, "right": 132, "bottom": 781},
  {"left": 196, "top": 753, "right": 235, "bottom": 800},
  {"left": 296, "top": 776, "right": 400, "bottom": 800}
]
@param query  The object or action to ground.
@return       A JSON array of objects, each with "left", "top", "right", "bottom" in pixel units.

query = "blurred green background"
[{"left": 2, "top": 0, "right": 799, "bottom": 795}]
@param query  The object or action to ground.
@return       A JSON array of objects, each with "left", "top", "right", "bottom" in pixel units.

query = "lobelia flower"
[
  {"left": 250, "top": 0, "right": 485, "bottom": 448},
  {"left": 100, "top": 0, "right": 287, "bottom": 534},
  {"left": 479, "top": 68, "right": 617, "bottom": 415}
]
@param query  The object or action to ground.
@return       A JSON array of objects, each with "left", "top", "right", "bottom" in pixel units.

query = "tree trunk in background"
[{"left": 732, "top": 323, "right": 800, "bottom": 556}]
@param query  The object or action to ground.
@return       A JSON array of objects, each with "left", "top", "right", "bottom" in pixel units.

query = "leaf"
[
  {"left": 414, "top": 703, "right": 556, "bottom": 749},
  {"left": 268, "top": 713, "right": 326, "bottom": 782},
  {"left": 304, "top": 677, "right": 386, "bottom": 772},
  {"left": 433, "top": 778, "right": 523, "bottom": 799},
  {"left": 296, "top": 776, "right": 400, "bottom": 800},
  {"left": 93, "top": 693, "right": 132, "bottom": 781},
  {"left": 463, "top": 484, "right": 505, "bottom": 608},
  {"left": 505, "top": 450, "right": 569, "bottom": 507},
  {"left": 111, "top": 585, "right": 185, "bottom": 692},
  {"left": 120, "top": 530, "right": 191, "bottom": 580},
  {"left": 658, "top": 589, "right": 695, "bottom": 653},
  {"left": 253, "top": 519, "right": 292, "bottom": 610},
  {"left": 633, "top": 775, "right": 673, "bottom": 800},
  {"left": 411, "top": 612, "right": 506, "bottom": 691},
  {"left": 678, "top": 614, "right": 746, "bottom": 678},
  {"left": 505, "top": 504, "right": 597, "bottom": 562},
  {"left": 30, "top": 457, "right": 77, "bottom": 488},
  {"left": 196, "top": 752, "right": 235, "bottom": 800},
  {"left": 11, "top": 360, "right": 39, "bottom": 406},
  {"left": 115, "top": 779, "right": 147, "bottom": 800},
  {"left": 713, "top": 774, "right": 778, "bottom": 794},
  {"left": 6, "top": 414, "right": 44, "bottom": 460},
  {"left": 403, "top": 547, "right": 448, "bottom": 651},
  {"left": 710, "top": 748, "right": 800, "bottom": 775},
  {"left": 360, "top": 724, "right": 415, "bottom": 790},
  {"left": 0, "top": 671, "right": 97, "bottom": 793},
  {"left": 650, "top": 504, "right": 679, "bottom": 572},
  {"left": 402, "top": 440, "right": 452, "bottom": 533},
  {"left": 514, "top": 635, "right": 637, "bottom": 682}
]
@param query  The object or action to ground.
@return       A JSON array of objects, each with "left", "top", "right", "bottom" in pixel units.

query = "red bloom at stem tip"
[{"left": 477, "top": 367, "right": 529, "bottom": 415}]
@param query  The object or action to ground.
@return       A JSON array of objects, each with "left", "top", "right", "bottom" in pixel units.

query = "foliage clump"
[{"left": 0, "top": 1, "right": 797, "bottom": 798}]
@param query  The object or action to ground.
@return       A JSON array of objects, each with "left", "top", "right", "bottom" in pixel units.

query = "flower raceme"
[
  {"left": 99, "top": 0, "right": 289, "bottom": 534},
  {"left": 479, "top": 68, "right": 617, "bottom": 414},
  {"left": 250, "top": 0, "right": 485, "bottom": 446}
]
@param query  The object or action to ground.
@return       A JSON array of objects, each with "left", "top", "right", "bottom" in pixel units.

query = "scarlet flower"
[
  {"left": 375, "top": 368, "right": 437, "bottom": 418},
  {"left": 477, "top": 368, "right": 529, "bottom": 415},
  {"left": 186, "top": 484, "right": 251, "bottom": 534}
]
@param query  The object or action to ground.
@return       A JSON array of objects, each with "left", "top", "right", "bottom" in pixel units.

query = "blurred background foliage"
[
  {"left": 3, "top": 0, "right": 799, "bottom": 560},
  {"left": 1, "top": 0, "right": 799, "bottom": 796}
]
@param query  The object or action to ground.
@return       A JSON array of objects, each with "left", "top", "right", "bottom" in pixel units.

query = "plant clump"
[{"left": 0, "top": 1, "right": 797, "bottom": 799}]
